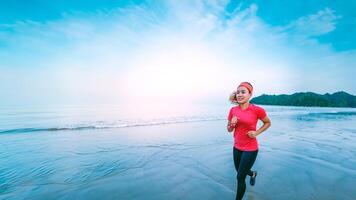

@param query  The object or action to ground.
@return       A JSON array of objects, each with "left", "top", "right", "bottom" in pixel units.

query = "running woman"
[{"left": 227, "top": 82, "right": 271, "bottom": 200}]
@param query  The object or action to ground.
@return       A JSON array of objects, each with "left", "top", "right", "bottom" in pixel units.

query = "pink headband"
[{"left": 238, "top": 82, "right": 253, "bottom": 94}]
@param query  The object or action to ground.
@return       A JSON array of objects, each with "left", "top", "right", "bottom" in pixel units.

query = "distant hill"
[{"left": 251, "top": 91, "right": 356, "bottom": 108}]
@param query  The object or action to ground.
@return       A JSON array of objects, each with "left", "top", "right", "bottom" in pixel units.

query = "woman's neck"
[{"left": 239, "top": 102, "right": 250, "bottom": 110}]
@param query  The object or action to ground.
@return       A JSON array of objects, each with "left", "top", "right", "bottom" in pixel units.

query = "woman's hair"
[
  {"left": 229, "top": 92, "right": 238, "bottom": 104},
  {"left": 229, "top": 82, "right": 253, "bottom": 104}
]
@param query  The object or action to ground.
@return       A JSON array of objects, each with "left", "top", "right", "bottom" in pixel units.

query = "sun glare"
[{"left": 120, "top": 38, "right": 226, "bottom": 103}]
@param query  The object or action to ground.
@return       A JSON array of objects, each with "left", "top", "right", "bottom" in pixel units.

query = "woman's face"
[{"left": 236, "top": 86, "right": 251, "bottom": 104}]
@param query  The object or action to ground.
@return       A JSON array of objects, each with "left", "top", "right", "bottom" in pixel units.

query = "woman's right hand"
[
  {"left": 227, "top": 116, "right": 238, "bottom": 132},
  {"left": 231, "top": 116, "right": 238, "bottom": 126}
]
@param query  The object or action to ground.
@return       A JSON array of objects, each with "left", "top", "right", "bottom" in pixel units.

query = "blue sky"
[{"left": 0, "top": 0, "right": 355, "bottom": 106}]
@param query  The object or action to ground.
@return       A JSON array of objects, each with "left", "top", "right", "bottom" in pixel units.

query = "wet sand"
[{"left": 1, "top": 110, "right": 356, "bottom": 200}]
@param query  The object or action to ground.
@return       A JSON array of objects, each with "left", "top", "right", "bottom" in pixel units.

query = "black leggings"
[{"left": 233, "top": 147, "right": 258, "bottom": 200}]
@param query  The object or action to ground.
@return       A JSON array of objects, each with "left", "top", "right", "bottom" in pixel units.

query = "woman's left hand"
[{"left": 247, "top": 131, "right": 258, "bottom": 138}]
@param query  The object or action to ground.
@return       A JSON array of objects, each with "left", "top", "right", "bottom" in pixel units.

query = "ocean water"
[{"left": 0, "top": 104, "right": 355, "bottom": 200}]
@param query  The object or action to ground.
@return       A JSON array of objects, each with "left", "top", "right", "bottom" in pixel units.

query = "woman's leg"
[
  {"left": 233, "top": 147, "right": 242, "bottom": 172},
  {"left": 234, "top": 147, "right": 254, "bottom": 177},
  {"left": 235, "top": 150, "right": 258, "bottom": 200}
]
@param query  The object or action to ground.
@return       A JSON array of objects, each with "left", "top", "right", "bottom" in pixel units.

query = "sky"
[{"left": 0, "top": 0, "right": 355, "bottom": 106}]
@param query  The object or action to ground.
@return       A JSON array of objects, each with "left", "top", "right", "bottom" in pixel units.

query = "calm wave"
[{"left": 0, "top": 116, "right": 225, "bottom": 134}]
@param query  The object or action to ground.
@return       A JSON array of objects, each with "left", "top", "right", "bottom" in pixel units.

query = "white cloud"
[{"left": 281, "top": 8, "right": 341, "bottom": 37}]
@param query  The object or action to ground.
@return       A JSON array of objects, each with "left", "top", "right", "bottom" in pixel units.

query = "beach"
[{"left": 0, "top": 105, "right": 355, "bottom": 200}]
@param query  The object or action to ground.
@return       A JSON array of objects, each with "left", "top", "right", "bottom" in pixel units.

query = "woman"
[{"left": 227, "top": 82, "right": 271, "bottom": 200}]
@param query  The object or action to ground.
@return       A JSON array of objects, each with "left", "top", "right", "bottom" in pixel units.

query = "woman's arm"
[{"left": 247, "top": 116, "right": 271, "bottom": 138}]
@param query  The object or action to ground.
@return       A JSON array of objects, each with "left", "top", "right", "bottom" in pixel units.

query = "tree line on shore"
[{"left": 251, "top": 91, "right": 356, "bottom": 108}]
